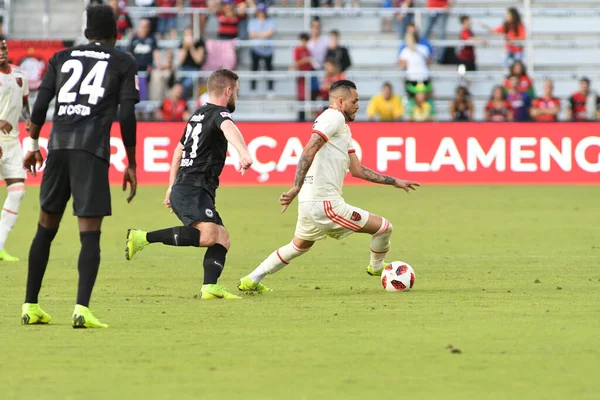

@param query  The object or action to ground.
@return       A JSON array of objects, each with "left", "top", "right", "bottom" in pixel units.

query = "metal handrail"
[
  {"left": 123, "top": 6, "right": 600, "bottom": 18},
  {"left": 116, "top": 38, "right": 600, "bottom": 49}
]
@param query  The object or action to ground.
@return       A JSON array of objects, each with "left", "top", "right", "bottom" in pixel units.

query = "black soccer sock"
[
  {"left": 146, "top": 226, "right": 200, "bottom": 247},
  {"left": 25, "top": 224, "right": 58, "bottom": 304},
  {"left": 76, "top": 231, "right": 101, "bottom": 308},
  {"left": 203, "top": 244, "right": 227, "bottom": 285}
]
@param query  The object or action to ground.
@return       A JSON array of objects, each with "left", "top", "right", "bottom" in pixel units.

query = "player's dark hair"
[
  {"left": 84, "top": 4, "right": 117, "bottom": 41},
  {"left": 459, "top": 15, "right": 470, "bottom": 24},
  {"left": 382, "top": 81, "right": 393, "bottom": 90},
  {"left": 330, "top": 80, "right": 357, "bottom": 99},
  {"left": 207, "top": 69, "right": 239, "bottom": 95},
  {"left": 299, "top": 32, "right": 309, "bottom": 41},
  {"left": 329, "top": 29, "right": 340, "bottom": 37},
  {"left": 581, "top": 77, "right": 591, "bottom": 85}
]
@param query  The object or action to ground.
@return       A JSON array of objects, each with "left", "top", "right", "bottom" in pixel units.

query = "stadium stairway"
[{"left": 9, "top": 0, "right": 84, "bottom": 40}]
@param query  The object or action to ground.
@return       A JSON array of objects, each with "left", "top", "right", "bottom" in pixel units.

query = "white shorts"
[
  {"left": 295, "top": 199, "right": 370, "bottom": 241},
  {"left": 0, "top": 140, "right": 26, "bottom": 180}
]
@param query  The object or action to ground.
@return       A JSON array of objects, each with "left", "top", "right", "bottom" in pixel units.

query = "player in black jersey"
[
  {"left": 125, "top": 69, "right": 253, "bottom": 300},
  {"left": 21, "top": 5, "right": 139, "bottom": 328}
]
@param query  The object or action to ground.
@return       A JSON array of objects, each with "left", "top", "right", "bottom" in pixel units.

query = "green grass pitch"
[{"left": 1, "top": 185, "right": 599, "bottom": 399}]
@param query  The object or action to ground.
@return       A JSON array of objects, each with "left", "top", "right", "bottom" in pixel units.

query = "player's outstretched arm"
[
  {"left": 221, "top": 120, "right": 253, "bottom": 175},
  {"left": 120, "top": 99, "right": 138, "bottom": 203},
  {"left": 280, "top": 133, "right": 326, "bottom": 213},
  {"left": 348, "top": 153, "right": 420, "bottom": 193}
]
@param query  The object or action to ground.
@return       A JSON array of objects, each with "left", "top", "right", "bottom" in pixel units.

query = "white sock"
[
  {"left": 0, "top": 183, "right": 25, "bottom": 251},
  {"left": 248, "top": 241, "right": 310, "bottom": 283},
  {"left": 370, "top": 218, "right": 393, "bottom": 271}
]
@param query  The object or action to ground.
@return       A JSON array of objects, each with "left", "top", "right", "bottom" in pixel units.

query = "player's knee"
[
  {"left": 202, "top": 233, "right": 218, "bottom": 247},
  {"left": 5, "top": 183, "right": 25, "bottom": 213},
  {"left": 374, "top": 218, "right": 393, "bottom": 239}
]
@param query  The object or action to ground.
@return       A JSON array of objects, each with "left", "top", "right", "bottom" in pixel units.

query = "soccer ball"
[{"left": 381, "top": 261, "right": 415, "bottom": 292}]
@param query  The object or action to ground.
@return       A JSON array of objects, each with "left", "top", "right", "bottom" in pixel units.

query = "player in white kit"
[
  {"left": 0, "top": 39, "right": 30, "bottom": 261},
  {"left": 238, "top": 80, "right": 419, "bottom": 292}
]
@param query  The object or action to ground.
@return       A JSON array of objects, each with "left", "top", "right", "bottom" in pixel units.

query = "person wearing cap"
[
  {"left": 248, "top": 2, "right": 276, "bottom": 98},
  {"left": 407, "top": 84, "right": 435, "bottom": 121}
]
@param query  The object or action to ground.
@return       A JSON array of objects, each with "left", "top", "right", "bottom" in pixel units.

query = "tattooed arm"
[
  {"left": 348, "top": 153, "right": 420, "bottom": 193},
  {"left": 279, "top": 132, "right": 326, "bottom": 212}
]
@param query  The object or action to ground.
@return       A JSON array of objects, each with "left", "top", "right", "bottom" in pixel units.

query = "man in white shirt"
[
  {"left": 0, "top": 39, "right": 30, "bottom": 261},
  {"left": 238, "top": 80, "right": 420, "bottom": 293}
]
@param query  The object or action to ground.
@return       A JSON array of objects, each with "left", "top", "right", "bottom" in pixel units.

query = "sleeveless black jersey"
[
  {"left": 174, "top": 103, "right": 234, "bottom": 195},
  {"left": 38, "top": 42, "right": 139, "bottom": 161}
]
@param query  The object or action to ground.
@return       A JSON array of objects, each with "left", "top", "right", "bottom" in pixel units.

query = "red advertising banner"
[
  {"left": 17, "top": 122, "right": 600, "bottom": 185},
  {"left": 7, "top": 40, "right": 66, "bottom": 91}
]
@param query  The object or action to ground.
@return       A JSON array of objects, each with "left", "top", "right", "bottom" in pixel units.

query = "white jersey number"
[
  {"left": 182, "top": 122, "right": 203, "bottom": 159},
  {"left": 57, "top": 59, "right": 108, "bottom": 105}
]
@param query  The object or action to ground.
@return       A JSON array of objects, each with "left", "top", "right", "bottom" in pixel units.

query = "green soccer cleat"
[
  {"left": 237, "top": 276, "right": 272, "bottom": 293},
  {"left": 200, "top": 284, "right": 242, "bottom": 300},
  {"left": 0, "top": 249, "right": 19, "bottom": 262},
  {"left": 366, "top": 264, "right": 385, "bottom": 276},
  {"left": 72, "top": 305, "right": 108, "bottom": 329},
  {"left": 125, "top": 228, "right": 149, "bottom": 261},
  {"left": 21, "top": 303, "right": 52, "bottom": 325}
]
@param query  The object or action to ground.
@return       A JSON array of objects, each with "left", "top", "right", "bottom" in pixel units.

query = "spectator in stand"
[
  {"left": 394, "top": 0, "right": 414, "bottom": 40},
  {"left": 135, "top": 0, "right": 158, "bottom": 34},
  {"left": 366, "top": 82, "right": 404, "bottom": 121},
  {"left": 128, "top": 18, "right": 161, "bottom": 101},
  {"left": 308, "top": 17, "right": 330, "bottom": 69},
  {"left": 398, "top": 32, "right": 432, "bottom": 98},
  {"left": 506, "top": 75, "right": 531, "bottom": 122},
  {"left": 485, "top": 85, "right": 513, "bottom": 122},
  {"left": 325, "top": 30, "right": 351, "bottom": 73},
  {"left": 291, "top": 32, "right": 317, "bottom": 122},
  {"left": 530, "top": 80, "right": 560, "bottom": 122},
  {"left": 407, "top": 86, "right": 435, "bottom": 122},
  {"left": 217, "top": 0, "right": 242, "bottom": 40},
  {"left": 481, "top": 8, "right": 526, "bottom": 68},
  {"left": 178, "top": 27, "right": 206, "bottom": 99},
  {"left": 109, "top": 0, "right": 133, "bottom": 40},
  {"left": 157, "top": 83, "right": 191, "bottom": 121},
  {"left": 235, "top": 0, "right": 250, "bottom": 40},
  {"left": 566, "top": 77, "right": 600, "bottom": 121},
  {"left": 189, "top": 0, "right": 211, "bottom": 38},
  {"left": 399, "top": 23, "right": 433, "bottom": 56},
  {"left": 449, "top": 86, "right": 473, "bottom": 121},
  {"left": 155, "top": 0, "right": 179, "bottom": 37},
  {"left": 503, "top": 61, "right": 534, "bottom": 98},
  {"left": 248, "top": 3, "right": 276, "bottom": 97},
  {"left": 423, "top": 0, "right": 453, "bottom": 62},
  {"left": 150, "top": 36, "right": 175, "bottom": 102},
  {"left": 456, "top": 15, "right": 485, "bottom": 72},
  {"left": 320, "top": 59, "right": 346, "bottom": 101}
]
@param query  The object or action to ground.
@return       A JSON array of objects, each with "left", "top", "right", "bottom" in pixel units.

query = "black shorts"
[
  {"left": 40, "top": 150, "right": 111, "bottom": 217},
  {"left": 170, "top": 184, "right": 223, "bottom": 227}
]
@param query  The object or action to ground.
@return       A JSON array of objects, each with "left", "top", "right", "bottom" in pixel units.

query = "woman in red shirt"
[
  {"left": 502, "top": 60, "right": 534, "bottom": 98},
  {"left": 481, "top": 8, "right": 526, "bottom": 68},
  {"left": 485, "top": 86, "right": 513, "bottom": 122}
]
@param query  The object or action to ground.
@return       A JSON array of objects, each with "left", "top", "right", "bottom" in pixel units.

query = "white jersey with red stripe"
[
  {"left": 0, "top": 64, "right": 29, "bottom": 142},
  {"left": 298, "top": 108, "right": 355, "bottom": 202}
]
